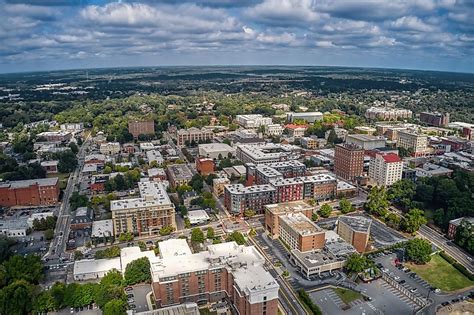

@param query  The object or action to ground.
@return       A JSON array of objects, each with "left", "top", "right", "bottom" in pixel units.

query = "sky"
[{"left": 0, "top": 0, "right": 473, "bottom": 74}]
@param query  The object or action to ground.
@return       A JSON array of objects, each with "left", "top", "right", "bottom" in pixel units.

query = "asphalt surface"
[{"left": 418, "top": 225, "right": 474, "bottom": 273}]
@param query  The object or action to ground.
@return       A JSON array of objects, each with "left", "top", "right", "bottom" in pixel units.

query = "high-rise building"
[
  {"left": 368, "top": 152, "right": 403, "bottom": 186},
  {"left": 176, "top": 127, "right": 214, "bottom": 146},
  {"left": 128, "top": 120, "right": 155, "bottom": 138},
  {"left": 397, "top": 131, "right": 427, "bottom": 157},
  {"left": 334, "top": 144, "right": 364, "bottom": 181},
  {"left": 110, "top": 182, "right": 175, "bottom": 236}
]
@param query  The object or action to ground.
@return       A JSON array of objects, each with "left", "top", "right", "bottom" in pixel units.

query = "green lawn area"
[
  {"left": 48, "top": 172, "right": 70, "bottom": 189},
  {"left": 407, "top": 253, "right": 474, "bottom": 292},
  {"left": 334, "top": 288, "right": 363, "bottom": 304}
]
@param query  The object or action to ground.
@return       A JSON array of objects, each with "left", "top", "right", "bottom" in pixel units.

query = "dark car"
[
  {"left": 441, "top": 302, "right": 450, "bottom": 306},
  {"left": 399, "top": 280, "right": 406, "bottom": 284}
]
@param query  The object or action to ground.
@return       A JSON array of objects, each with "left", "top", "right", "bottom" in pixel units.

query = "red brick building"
[
  {"left": 336, "top": 216, "right": 371, "bottom": 253},
  {"left": 128, "top": 120, "right": 155, "bottom": 138},
  {"left": 447, "top": 217, "right": 474, "bottom": 239},
  {"left": 151, "top": 240, "right": 279, "bottom": 315},
  {"left": 0, "top": 178, "right": 60, "bottom": 207},
  {"left": 334, "top": 143, "right": 364, "bottom": 181},
  {"left": 195, "top": 158, "right": 214, "bottom": 176}
]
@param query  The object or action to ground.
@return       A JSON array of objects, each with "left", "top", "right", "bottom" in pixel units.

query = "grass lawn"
[
  {"left": 407, "top": 253, "right": 474, "bottom": 292},
  {"left": 334, "top": 288, "right": 363, "bottom": 304},
  {"left": 48, "top": 172, "right": 70, "bottom": 189}
]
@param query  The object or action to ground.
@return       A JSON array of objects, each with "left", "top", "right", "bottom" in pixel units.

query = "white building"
[
  {"left": 398, "top": 131, "right": 427, "bottom": 156},
  {"left": 368, "top": 153, "right": 403, "bottom": 186},
  {"left": 91, "top": 219, "right": 114, "bottom": 238},
  {"left": 236, "top": 114, "right": 272, "bottom": 128},
  {"left": 287, "top": 112, "right": 323, "bottom": 123},
  {"left": 325, "top": 127, "right": 348, "bottom": 141},
  {"left": 99, "top": 142, "right": 121, "bottom": 155},
  {"left": 346, "top": 134, "right": 386, "bottom": 150},
  {"left": 146, "top": 150, "right": 164, "bottom": 166},
  {"left": 236, "top": 143, "right": 300, "bottom": 165},
  {"left": 187, "top": 210, "right": 210, "bottom": 225},
  {"left": 60, "top": 123, "right": 84, "bottom": 132},
  {"left": 198, "top": 143, "right": 235, "bottom": 159},
  {"left": 73, "top": 246, "right": 156, "bottom": 281},
  {"left": 264, "top": 124, "right": 284, "bottom": 136}
]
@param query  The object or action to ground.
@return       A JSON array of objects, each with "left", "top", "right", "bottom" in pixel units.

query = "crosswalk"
[{"left": 379, "top": 280, "right": 418, "bottom": 309}]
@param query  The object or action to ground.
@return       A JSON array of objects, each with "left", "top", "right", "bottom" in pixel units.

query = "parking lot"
[{"left": 126, "top": 284, "right": 152, "bottom": 313}]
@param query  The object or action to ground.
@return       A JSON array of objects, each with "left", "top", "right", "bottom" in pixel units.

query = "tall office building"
[{"left": 334, "top": 144, "right": 364, "bottom": 181}]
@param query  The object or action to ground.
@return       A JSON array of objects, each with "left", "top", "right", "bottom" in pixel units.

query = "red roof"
[
  {"left": 285, "top": 124, "right": 308, "bottom": 130},
  {"left": 382, "top": 153, "right": 401, "bottom": 163}
]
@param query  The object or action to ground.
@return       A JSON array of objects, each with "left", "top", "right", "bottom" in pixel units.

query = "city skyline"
[{"left": 1, "top": 0, "right": 473, "bottom": 74}]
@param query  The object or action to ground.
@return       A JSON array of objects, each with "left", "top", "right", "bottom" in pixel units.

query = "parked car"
[
  {"left": 410, "top": 288, "right": 418, "bottom": 293},
  {"left": 399, "top": 280, "right": 406, "bottom": 284}
]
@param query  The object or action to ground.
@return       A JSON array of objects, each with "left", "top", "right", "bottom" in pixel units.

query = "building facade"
[
  {"left": 397, "top": 131, "right": 427, "bottom": 157},
  {"left": 0, "top": 178, "right": 60, "bottom": 207},
  {"left": 334, "top": 144, "right": 364, "bottom": 181},
  {"left": 345, "top": 134, "right": 386, "bottom": 150},
  {"left": 279, "top": 213, "right": 325, "bottom": 252},
  {"left": 236, "top": 114, "right": 273, "bottom": 128},
  {"left": 264, "top": 124, "right": 284, "bottom": 137},
  {"left": 128, "top": 120, "right": 155, "bottom": 138},
  {"left": 110, "top": 182, "right": 175, "bottom": 236},
  {"left": 419, "top": 112, "right": 449, "bottom": 127},
  {"left": 336, "top": 216, "right": 371, "bottom": 253},
  {"left": 368, "top": 153, "right": 403, "bottom": 186},
  {"left": 176, "top": 128, "right": 214, "bottom": 146}
]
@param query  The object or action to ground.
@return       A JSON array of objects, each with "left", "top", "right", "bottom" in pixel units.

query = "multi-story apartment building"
[
  {"left": 225, "top": 173, "right": 336, "bottom": 215},
  {"left": 264, "top": 200, "right": 314, "bottom": 238},
  {"left": 365, "top": 107, "right": 412, "bottom": 121},
  {"left": 236, "top": 143, "right": 300, "bottom": 165},
  {"left": 0, "top": 178, "right": 60, "bottom": 207},
  {"left": 99, "top": 142, "right": 121, "bottom": 155},
  {"left": 279, "top": 213, "right": 326, "bottom": 252},
  {"left": 110, "top": 182, "right": 175, "bottom": 236},
  {"left": 224, "top": 184, "right": 276, "bottom": 215},
  {"left": 300, "top": 137, "right": 319, "bottom": 149},
  {"left": 368, "top": 152, "right": 403, "bottom": 186},
  {"left": 212, "top": 177, "right": 230, "bottom": 196},
  {"left": 150, "top": 240, "right": 279, "bottom": 314},
  {"left": 336, "top": 216, "right": 371, "bottom": 253},
  {"left": 419, "top": 112, "right": 449, "bottom": 127},
  {"left": 195, "top": 158, "right": 214, "bottom": 176},
  {"left": 397, "top": 131, "right": 427, "bottom": 157},
  {"left": 176, "top": 127, "right": 214, "bottom": 146},
  {"left": 264, "top": 124, "right": 284, "bottom": 137},
  {"left": 37, "top": 131, "right": 72, "bottom": 142},
  {"left": 128, "top": 120, "right": 155, "bottom": 138},
  {"left": 247, "top": 161, "right": 306, "bottom": 185},
  {"left": 236, "top": 114, "right": 273, "bottom": 128},
  {"left": 287, "top": 112, "right": 323, "bottom": 123},
  {"left": 285, "top": 124, "right": 307, "bottom": 138},
  {"left": 166, "top": 164, "right": 193, "bottom": 188},
  {"left": 334, "top": 144, "right": 364, "bottom": 181},
  {"left": 345, "top": 134, "right": 386, "bottom": 150},
  {"left": 447, "top": 217, "right": 473, "bottom": 239}
]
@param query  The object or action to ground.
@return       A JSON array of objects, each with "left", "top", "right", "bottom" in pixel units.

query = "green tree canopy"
[
  {"left": 339, "top": 198, "right": 354, "bottom": 214},
  {"left": 405, "top": 238, "right": 432, "bottom": 264},
  {"left": 124, "top": 257, "right": 151, "bottom": 285},
  {"left": 402, "top": 208, "right": 427, "bottom": 233},
  {"left": 365, "top": 186, "right": 389, "bottom": 217},
  {"left": 319, "top": 204, "right": 333, "bottom": 218},
  {"left": 191, "top": 228, "right": 205, "bottom": 244}
]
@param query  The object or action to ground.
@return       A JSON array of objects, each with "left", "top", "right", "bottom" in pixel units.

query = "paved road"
[
  {"left": 45, "top": 135, "right": 91, "bottom": 262},
  {"left": 418, "top": 225, "right": 474, "bottom": 274}
]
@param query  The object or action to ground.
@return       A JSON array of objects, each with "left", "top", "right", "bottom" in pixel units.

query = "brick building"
[
  {"left": 195, "top": 158, "right": 215, "bottom": 176},
  {"left": 176, "top": 127, "right": 214, "bottom": 146},
  {"left": 397, "top": 131, "right": 427, "bottom": 157},
  {"left": 150, "top": 240, "right": 279, "bottom": 315},
  {"left": 166, "top": 164, "right": 193, "bottom": 188},
  {"left": 336, "top": 216, "right": 371, "bottom": 253},
  {"left": 110, "top": 182, "right": 175, "bottom": 236},
  {"left": 0, "top": 178, "right": 60, "bottom": 207},
  {"left": 447, "top": 217, "right": 474, "bottom": 239},
  {"left": 334, "top": 143, "right": 364, "bottom": 181},
  {"left": 128, "top": 120, "right": 155, "bottom": 138},
  {"left": 40, "top": 160, "right": 59, "bottom": 174},
  {"left": 279, "top": 213, "right": 325, "bottom": 252},
  {"left": 264, "top": 200, "right": 314, "bottom": 238},
  {"left": 419, "top": 112, "right": 449, "bottom": 127}
]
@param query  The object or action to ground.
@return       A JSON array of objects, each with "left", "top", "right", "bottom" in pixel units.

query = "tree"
[
  {"left": 159, "top": 225, "right": 175, "bottom": 236},
  {"left": 69, "top": 191, "right": 89, "bottom": 211},
  {"left": 365, "top": 186, "right": 389, "bottom": 217},
  {"left": 44, "top": 228, "right": 54, "bottom": 240},
  {"left": 415, "top": 183, "right": 434, "bottom": 203},
  {"left": 56, "top": 150, "right": 78, "bottom": 173},
  {"left": 319, "top": 204, "right": 332, "bottom": 218},
  {"left": 207, "top": 227, "right": 215, "bottom": 239},
  {"left": 118, "top": 232, "right": 134, "bottom": 242},
  {"left": 178, "top": 205, "right": 188, "bottom": 217},
  {"left": 3, "top": 255, "right": 43, "bottom": 284},
  {"left": 103, "top": 165, "right": 113, "bottom": 174},
  {"left": 385, "top": 212, "right": 402, "bottom": 230},
  {"left": 103, "top": 300, "right": 127, "bottom": 315},
  {"left": 244, "top": 209, "right": 256, "bottom": 218},
  {"left": 339, "top": 198, "right": 353, "bottom": 214},
  {"left": 124, "top": 257, "right": 151, "bottom": 285},
  {"left": 95, "top": 246, "right": 121, "bottom": 259},
  {"left": 34, "top": 290, "right": 56, "bottom": 313},
  {"left": 405, "top": 239, "right": 432, "bottom": 264},
  {"left": 0, "top": 280, "right": 35, "bottom": 315},
  {"left": 402, "top": 208, "right": 427, "bottom": 233},
  {"left": 388, "top": 179, "right": 416, "bottom": 210},
  {"left": 226, "top": 231, "right": 246, "bottom": 245},
  {"left": 311, "top": 212, "right": 318, "bottom": 221},
  {"left": 346, "top": 254, "right": 372, "bottom": 274},
  {"left": 191, "top": 228, "right": 205, "bottom": 244},
  {"left": 0, "top": 236, "right": 12, "bottom": 264},
  {"left": 74, "top": 250, "right": 84, "bottom": 260},
  {"left": 454, "top": 219, "right": 473, "bottom": 255}
]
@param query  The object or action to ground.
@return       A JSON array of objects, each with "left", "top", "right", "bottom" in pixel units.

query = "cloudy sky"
[{"left": 1, "top": 0, "right": 473, "bottom": 73}]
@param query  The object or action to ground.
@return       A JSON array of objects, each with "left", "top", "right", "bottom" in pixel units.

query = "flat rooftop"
[
  {"left": 346, "top": 134, "right": 386, "bottom": 142},
  {"left": 225, "top": 183, "right": 275, "bottom": 194},
  {"left": 265, "top": 200, "right": 313, "bottom": 215},
  {"left": 198, "top": 143, "right": 234, "bottom": 152},
  {"left": 158, "top": 239, "right": 192, "bottom": 259},
  {"left": 166, "top": 164, "right": 193, "bottom": 180},
  {"left": 280, "top": 213, "right": 324, "bottom": 236},
  {"left": 0, "top": 177, "right": 58, "bottom": 189},
  {"left": 338, "top": 215, "right": 372, "bottom": 232},
  {"left": 110, "top": 181, "right": 172, "bottom": 211}
]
